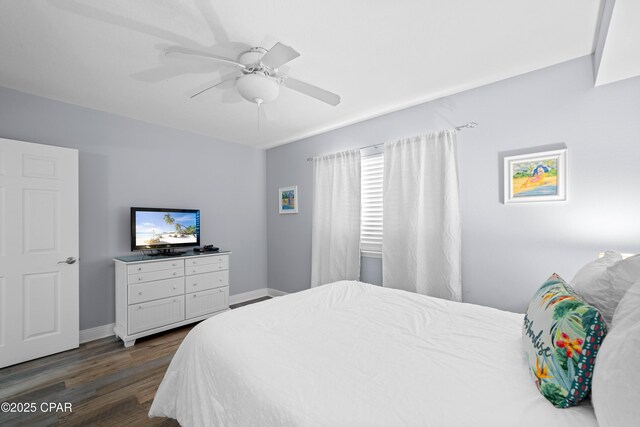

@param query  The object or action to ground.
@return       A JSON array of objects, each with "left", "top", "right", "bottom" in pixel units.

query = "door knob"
[{"left": 58, "top": 257, "right": 77, "bottom": 265}]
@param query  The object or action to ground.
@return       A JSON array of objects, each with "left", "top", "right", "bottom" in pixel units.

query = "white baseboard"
[
  {"left": 267, "top": 288, "right": 288, "bottom": 297},
  {"left": 80, "top": 323, "right": 115, "bottom": 344},
  {"left": 229, "top": 288, "right": 268, "bottom": 305},
  {"left": 80, "top": 288, "right": 290, "bottom": 344}
]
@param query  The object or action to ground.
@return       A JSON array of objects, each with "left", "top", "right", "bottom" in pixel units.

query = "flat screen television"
[{"left": 131, "top": 207, "right": 200, "bottom": 252}]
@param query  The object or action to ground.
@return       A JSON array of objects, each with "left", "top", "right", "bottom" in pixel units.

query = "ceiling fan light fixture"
[{"left": 236, "top": 73, "right": 279, "bottom": 104}]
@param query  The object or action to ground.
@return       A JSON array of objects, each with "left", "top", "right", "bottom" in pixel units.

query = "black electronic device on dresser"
[
  {"left": 130, "top": 207, "right": 200, "bottom": 253},
  {"left": 193, "top": 245, "right": 219, "bottom": 253}
]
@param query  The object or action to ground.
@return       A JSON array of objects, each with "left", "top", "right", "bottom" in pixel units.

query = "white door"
[{"left": 0, "top": 137, "right": 79, "bottom": 368}]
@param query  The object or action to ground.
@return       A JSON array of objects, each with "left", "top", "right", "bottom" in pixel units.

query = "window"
[{"left": 360, "top": 153, "right": 383, "bottom": 256}]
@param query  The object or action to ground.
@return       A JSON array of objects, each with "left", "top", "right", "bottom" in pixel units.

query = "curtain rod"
[{"left": 306, "top": 122, "right": 478, "bottom": 162}]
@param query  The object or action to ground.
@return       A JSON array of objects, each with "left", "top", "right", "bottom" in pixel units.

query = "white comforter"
[{"left": 149, "top": 281, "right": 597, "bottom": 427}]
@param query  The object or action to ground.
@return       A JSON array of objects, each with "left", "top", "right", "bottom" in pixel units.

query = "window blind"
[{"left": 360, "top": 153, "right": 383, "bottom": 255}]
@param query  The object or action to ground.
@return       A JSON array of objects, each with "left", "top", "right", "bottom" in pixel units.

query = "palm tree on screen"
[{"left": 163, "top": 213, "right": 175, "bottom": 227}]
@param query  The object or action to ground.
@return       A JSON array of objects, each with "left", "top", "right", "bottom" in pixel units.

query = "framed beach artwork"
[
  {"left": 504, "top": 149, "right": 567, "bottom": 204},
  {"left": 279, "top": 186, "right": 298, "bottom": 214}
]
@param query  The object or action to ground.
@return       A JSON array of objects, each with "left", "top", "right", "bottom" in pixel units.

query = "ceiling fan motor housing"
[{"left": 239, "top": 48, "right": 268, "bottom": 67}]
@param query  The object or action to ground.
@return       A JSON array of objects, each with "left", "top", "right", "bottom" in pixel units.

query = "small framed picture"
[
  {"left": 279, "top": 186, "right": 298, "bottom": 214},
  {"left": 504, "top": 149, "right": 567, "bottom": 204}
]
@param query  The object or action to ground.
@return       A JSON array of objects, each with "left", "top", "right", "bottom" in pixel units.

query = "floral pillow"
[{"left": 523, "top": 273, "right": 607, "bottom": 408}]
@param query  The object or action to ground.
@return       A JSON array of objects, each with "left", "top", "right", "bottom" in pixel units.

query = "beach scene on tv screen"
[{"left": 136, "top": 211, "right": 198, "bottom": 247}]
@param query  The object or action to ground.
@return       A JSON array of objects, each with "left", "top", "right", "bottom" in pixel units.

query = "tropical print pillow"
[{"left": 523, "top": 273, "right": 607, "bottom": 408}]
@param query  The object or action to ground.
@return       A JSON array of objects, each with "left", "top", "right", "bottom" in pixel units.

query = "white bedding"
[{"left": 149, "top": 281, "right": 597, "bottom": 427}]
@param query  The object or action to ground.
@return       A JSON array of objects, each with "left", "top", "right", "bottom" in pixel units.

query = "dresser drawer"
[
  {"left": 185, "top": 262, "right": 228, "bottom": 275},
  {"left": 128, "top": 295, "right": 185, "bottom": 335},
  {"left": 127, "top": 259, "right": 184, "bottom": 275},
  {"left": 185, "top": 287, "right": 228, "bottom": 319},
  {"left": 185, "top": 270, "right": 228, "bottom": 293},
  {"left": 186, "top": 255, "right": 228, "bottom": 268},
  {"left": 128, "top": 277, "right": 184, "bottom": 305},
  {"left": 128, "top": 268, "right": 183, "bottom": 284}
]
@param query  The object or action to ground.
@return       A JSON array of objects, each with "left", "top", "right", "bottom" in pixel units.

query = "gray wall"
[
  {"left": 266, "top": 55, "right": 640, "bottom": 313},
  {"left": 0, "top": 86, "right": 268, "bottom": 330},
  {"left": 3, "top": 53, "right": 639, "bottom": 329}
]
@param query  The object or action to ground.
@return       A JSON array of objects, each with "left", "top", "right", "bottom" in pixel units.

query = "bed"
[{"left": 149, "top": 280, "right": 598, "bottom": 426}]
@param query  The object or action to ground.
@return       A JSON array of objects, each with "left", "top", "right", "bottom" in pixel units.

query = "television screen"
[{"left": 131, "top": 207, "right": 200, "bottom": 251}]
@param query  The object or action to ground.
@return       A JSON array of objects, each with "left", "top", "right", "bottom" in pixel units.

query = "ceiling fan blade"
[
  {"left": 261, "top": 42, "right": 300, "bottom": 69},
  {"left": 165, "top": 46, "right": 245, "bottom": 69},
  {"left": 283, "top": 77, "right": 341, "bottom": 106},
  {"left": 258, "top": 34, "right": 280, "bottom": 51},
  {"left": 190, "top": 72, "right": 239, "bottom": 98}
]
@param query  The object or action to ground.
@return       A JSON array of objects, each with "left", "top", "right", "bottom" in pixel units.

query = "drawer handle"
[
  {"left": 172, "top": 263, "right": 176, "bottom": 267},
  {"left": 173, "top": 286, "right": 177, "bottom": 290},
  {"left": 137, "top": 267, "right": 142, "bottom": 271},
  {"left": 192, "top": 283, "right": 197, "bottom": 286},
  {"left": 193, "top": 294, "right": 197, "bottom": 298},
  {"left": 138, "top": 277, "right": 142, "bottom": 281},
  {"left": 173, "top": 272, "right": 177, "bottom": 276},
  {"left": 138, "top": 292, "right": 143, "bottom": 296},
  {"left": 193, "top": 270, "right": 196, "bottom": 273},
  {"left": 138, "top": 305, "right": 143, "bottom": 309},
  {"left": 193, "top": 261, "right": 197, "bottom": 264}
]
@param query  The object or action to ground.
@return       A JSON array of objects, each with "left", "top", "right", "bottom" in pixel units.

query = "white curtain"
[
  {"left": 382, "top": 130, "right": 461, "bottom": 301},
  {"left": 311, "top": 149, "right": 361, "bottom": 287}
]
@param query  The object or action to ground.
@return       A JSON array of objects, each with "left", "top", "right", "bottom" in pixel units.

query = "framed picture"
[
  {"left": 504, "top": 149, "right": 567, "bottom": 204},
  {"left": 279, "top": 186, "right": 298, "bottom": 214}
]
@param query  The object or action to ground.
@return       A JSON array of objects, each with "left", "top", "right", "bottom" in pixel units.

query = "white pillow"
[
  {"left": 601, "top": 254, "right": 640, "bottom": 326},
  {"left": 570, "top": 251, "right": 622, "bottom": 321},
  {"left": 592, "top": 279, "right": 640, "bottom": 427},
  {"left": 610, "top": 278, "right": 640, "bottom": 329}
]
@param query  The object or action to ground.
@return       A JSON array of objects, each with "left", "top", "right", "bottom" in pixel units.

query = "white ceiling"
[
  {"left": 594, "top": 0, "right": 640, "bottom": 86},
  {"left": 0, "top": 0, "right": 604, "bottom": 148}
]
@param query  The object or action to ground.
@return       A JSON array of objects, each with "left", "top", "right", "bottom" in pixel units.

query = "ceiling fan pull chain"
[{"left": 255, "top": 98, "right": 263, "bottom": 130}]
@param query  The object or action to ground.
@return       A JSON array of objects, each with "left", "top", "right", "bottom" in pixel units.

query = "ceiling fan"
[{"left": 166, "top": 42, "right": 341, "bottom": 108}]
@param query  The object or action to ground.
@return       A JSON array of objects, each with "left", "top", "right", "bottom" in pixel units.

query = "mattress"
[{"left": 149, "top": 281, "right": 597, "bottom": 426}]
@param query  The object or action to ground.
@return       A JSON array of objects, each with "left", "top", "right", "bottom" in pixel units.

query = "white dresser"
[{"left": 113, "top": 251, "right": 230, "bottom": 347}]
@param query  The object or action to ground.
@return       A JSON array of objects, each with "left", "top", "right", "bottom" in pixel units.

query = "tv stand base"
[{"left": 145, "top": 249, "right": 186, "bottom": 257}]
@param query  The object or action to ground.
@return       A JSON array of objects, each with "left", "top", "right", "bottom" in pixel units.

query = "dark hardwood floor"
[{"left": 0, "top": 297, "right": 270, "bottom": 426}]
